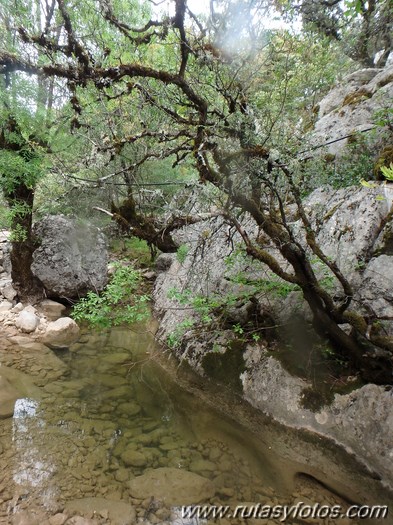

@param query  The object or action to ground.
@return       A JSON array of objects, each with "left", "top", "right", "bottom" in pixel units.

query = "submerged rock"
[
  {"left": 64, "top": 498, "right": 136, "bottom": 525},
  {"left": 0, "top": 374, "right": 21, "bottom": 419},
  {"left": 120, "top": 449, "right": 147, "bottom": 468},
  {"left": 127, "top": 467, "right": 216, "bottom": 505}
]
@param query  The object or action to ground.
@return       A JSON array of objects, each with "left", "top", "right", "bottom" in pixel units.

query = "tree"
[
  {"left": 277, "top": 0, "right": 393, "bottom": 67},
  {"left": 0, "top": 0, "right": 391, "bottom": 382},
  {"left": 0, "top": 111, "right": 47, "bottom": 300},
  {"left": 0, "top": 0, "right": 62, "bottom": 301}
]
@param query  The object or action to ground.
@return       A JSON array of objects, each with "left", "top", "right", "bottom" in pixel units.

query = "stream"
[{"left": 0, "top": 324, "right": 392, "bottom": 524}]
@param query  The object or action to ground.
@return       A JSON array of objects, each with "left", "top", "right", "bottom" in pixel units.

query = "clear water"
[{"left": 0, "top": 326, "right": 392, "bottom": 524}]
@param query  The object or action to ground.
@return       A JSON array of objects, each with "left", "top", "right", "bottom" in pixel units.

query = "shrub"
[{"left": 72, "top": 261, "right": 150, "bottom": 327}]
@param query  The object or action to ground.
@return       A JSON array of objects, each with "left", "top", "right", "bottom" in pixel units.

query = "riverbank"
[{"left": 152, "top": 184, "right": 393, "bottom": 492}]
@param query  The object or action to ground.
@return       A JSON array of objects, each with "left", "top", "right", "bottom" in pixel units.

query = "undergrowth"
[{"left": 72, "top": 261, "right": 150, "bottom": 327}]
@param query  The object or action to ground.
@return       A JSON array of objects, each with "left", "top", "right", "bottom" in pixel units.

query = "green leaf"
[{"left": 360, "top": 179, "right": 377, "bottom": 188}]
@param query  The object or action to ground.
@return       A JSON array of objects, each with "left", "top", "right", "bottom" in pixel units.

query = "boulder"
[
  {"left": 15, "top": 310, "right": 40, "bottom": 333},
  {"left": 41, "top": 317, "right": 80, "bottom": 348},
  {"left": 1, "top": 283, "right": 17, "bottom": 301},
  {"left": 153, "top": 182, "right": 393, "bottom": 488},
  {"left": 38, "top": 299, "right": 67, "bottom": 321},
  {"left": 64, "top": 498, "right": 136, "bottom": 525},
  {"left": 0, "top": 239, "right": 11, "bottom": 275},
  {"left": 31, "top": 215, "right": 108, "bottom": 298},
  {"left": 128, "top": 467, "right": 216, "bottom": 505},
  {"left": 360, "top": 255, "right": 393, "bottom": 317}
]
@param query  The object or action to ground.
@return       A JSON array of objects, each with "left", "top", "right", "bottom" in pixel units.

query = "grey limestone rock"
[
  {"left": 309, "top": 64, "right": 393, "bottom": 155},
  {"left": 153, "top": 183, "right": 393, "bottom": 488},
  {"left": 31, "top": 215, "right": 108, "bottom": 298}
]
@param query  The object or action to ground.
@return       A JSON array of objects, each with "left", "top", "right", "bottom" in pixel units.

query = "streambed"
[{"left": 0, "top": 325, "right": 392, "bottom": 524}]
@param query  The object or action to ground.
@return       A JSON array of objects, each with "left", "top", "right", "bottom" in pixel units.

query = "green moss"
[
  {"left": 374, "top": 145, "right": 393, "bottom": 180},
  {"left": 342, "top": 311, "right": 367, "bottom": 334},
  {"left": 342, "top": 88, "right": 372, "bottom": 107},
  {"left": 202, "top": 339, "right": 246, "bottom": 392},
  {"left": 110, "top": 237, "right": 152, "bottom": 267},
  {"left": 300, "top": 387, "right": 334, "bottom": 411}
]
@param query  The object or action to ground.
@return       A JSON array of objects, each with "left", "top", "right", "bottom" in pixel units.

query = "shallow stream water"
[{"left": 0, "top": 325, "right": 392, "bottom": 524}]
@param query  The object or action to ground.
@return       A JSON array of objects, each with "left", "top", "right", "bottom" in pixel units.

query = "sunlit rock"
[
  {"left": 37, "top": 299, "right": 66, "bottom": 321},
  {"left": 40, "top": 317, "right": 80, "bottom": 348},
  {"left": 0, "top": 299, "right": 13, "bottom": 313},
  {"left": 15, "top": 310, "right": 39, "bottom": 333}
]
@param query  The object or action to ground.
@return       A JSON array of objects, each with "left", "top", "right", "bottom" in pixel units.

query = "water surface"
[{"left": 0, "top": 326, "right": 392, "bottom": 524}]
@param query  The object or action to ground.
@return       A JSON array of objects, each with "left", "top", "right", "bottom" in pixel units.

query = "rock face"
[
  {"left": 309, "top": 65, "right": 393, "bottom": 155},
  {"left": 240, "top": 346, "right": 393, "bottom": 487},
  {"left": 31, "top": 215, "right": 108, "bottom": 299},
  {"left": 153, "top": 184, "right": 393, "bottom": 487},
  {"left": 128, "top": 467, "right": 216, "bottom": 505}
]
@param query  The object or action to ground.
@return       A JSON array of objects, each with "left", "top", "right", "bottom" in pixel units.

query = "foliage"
[
  {"left": 380, "top": 163, "right": 393, "bottom": 181},
  {"left": 72, "top": 262, "right": 150, "bottom": 327},
  {"left": 277, "top": 0, "right": 393, "bottom": 67},
  {"left": 176, "top": 244, "right": 189, "bottom": 264},
  {"left": 110, "top": 237, "right": 153, "bottom": 267},
  {"left": 298, "top": 133, "right": 376, "bottom": 194},
  {"left": 166, "top": 317, "right": 195, "bottom": 349},
  {"left": 1, "top": 0, "right": 392, "bottom": 380}
]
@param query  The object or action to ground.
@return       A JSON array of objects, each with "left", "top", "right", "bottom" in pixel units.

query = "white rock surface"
[
  {"left": 0, "top": 300, "right": 13, "bottom": 313},
  {"left": 309, "top": 64, "right": 393, "bottom": 155},
  {"left": 15, "top": 310, "right": 40, "bottom": 333}
]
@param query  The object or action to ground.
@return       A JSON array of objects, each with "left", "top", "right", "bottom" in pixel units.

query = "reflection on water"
[
  {"left": 12, "top": 397, "right": 58, "bottom": 510},
  {"left": 0, "top": 326, "right": 392, "bottom": 523}
]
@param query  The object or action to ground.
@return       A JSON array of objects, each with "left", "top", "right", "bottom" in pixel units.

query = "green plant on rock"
[
  {"left": 166, "top": 317, "right": 195, "bottom": 349},
  {"left": 176, "top": 244, "right": 189, "bottom": 264},
  {"left": 380, "top": 163, "right": 393, "bottom": 181},
  {"left": 72, "top": 262, "right": 150, "bottom": 328}
]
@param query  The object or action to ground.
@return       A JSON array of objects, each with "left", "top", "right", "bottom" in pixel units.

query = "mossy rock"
[
  {"left": 342, "top": 88, "right": 372, "bottom": 107},
  {"left": 300, "top": 386, "right": 334, "bottom": 411},
  {"left": 374, "top": 144, "right": 393, "bottom": 180}
]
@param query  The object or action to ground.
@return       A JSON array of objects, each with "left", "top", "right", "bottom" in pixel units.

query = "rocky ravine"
[{"left": 153, "top": 184, "right": 393, "bottom": 490}]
